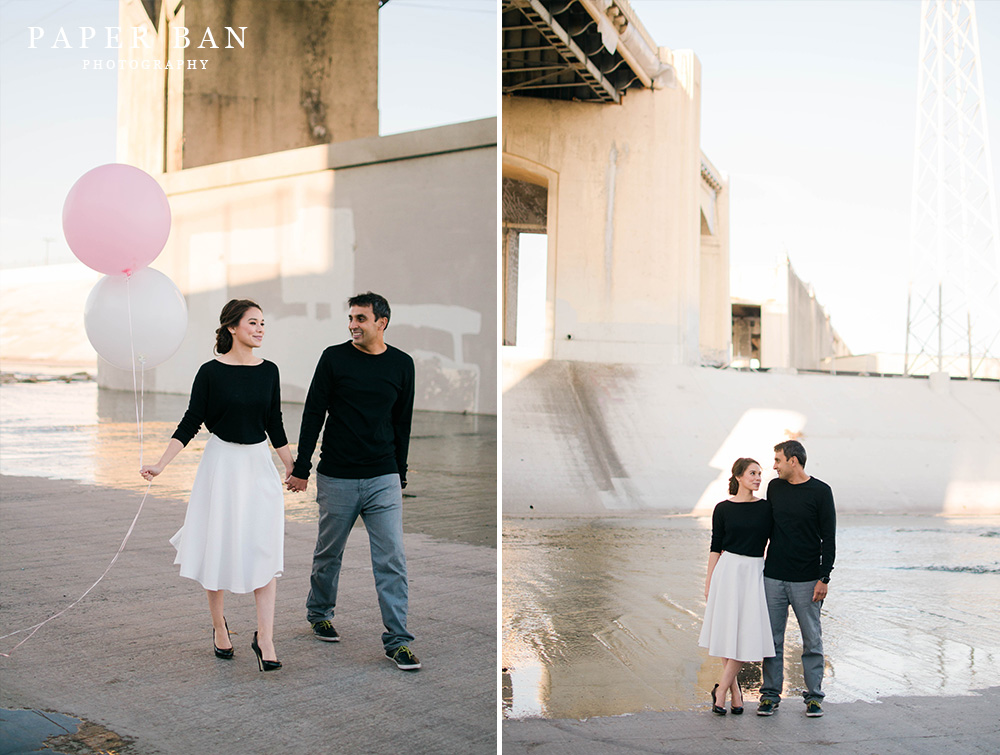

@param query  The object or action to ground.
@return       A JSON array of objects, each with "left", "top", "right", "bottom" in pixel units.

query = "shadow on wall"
[
  {"left": 691, "top": 406, "right": 807, "bottom": 514},
  {"left": 98, "top": 137, "right": 497, "bottom": 415},
  {"left": 502, "top": 360, "right": 676, "bottom": 515},
  {"left": 100, "top": 278, "right": 485, "bottom": 414}
]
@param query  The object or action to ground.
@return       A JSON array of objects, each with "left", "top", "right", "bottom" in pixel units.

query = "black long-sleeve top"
[
  {"left": 710, "top": 499, "right": 772, "bottom": 557},
  {"left": 172, "top": 360, "right": 288, "bottom": 448},
  {"left": 291, "top": 341, "right": 415, "bottom": 483},
  {"left": 763, "top": 476, "right": 837, "bottom": 582}
]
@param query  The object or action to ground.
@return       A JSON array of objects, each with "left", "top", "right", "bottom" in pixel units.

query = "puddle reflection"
[
  {"left": 0, "top": 382, "right": 318, "bottom": 521},
  {"left": 502, "top": 516, "right": 1000, "bottom": 719}
]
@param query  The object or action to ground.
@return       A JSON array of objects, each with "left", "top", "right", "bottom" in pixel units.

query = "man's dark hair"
[
  {"left": 348, "top": 291, "right": 391, "bottom": 326},
  {"left": 774, "top": 440, "right": 807, "bottom": 468}
]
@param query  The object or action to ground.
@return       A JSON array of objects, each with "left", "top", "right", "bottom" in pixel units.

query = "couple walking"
[
  {"left": 139, "top": 292, "right": 420, "bottom": 673},
  {"left": 699, "top": 441, "right": 836, "bottom": 717}
]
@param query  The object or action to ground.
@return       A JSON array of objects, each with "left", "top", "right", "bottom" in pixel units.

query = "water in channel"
[
  {"left": 0, "top": 380, "right": 496, "bottom": 548},
  {"left": 502, "top": 515, "right": 1000, "bottom": 719}
]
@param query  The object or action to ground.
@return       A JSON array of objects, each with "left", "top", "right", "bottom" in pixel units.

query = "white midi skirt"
[
  {"left": 169, "top": 436, "right": 284, "bottom": 594},
  {"left": 698, "top": 551, "right": 775, "bottom": 662}
]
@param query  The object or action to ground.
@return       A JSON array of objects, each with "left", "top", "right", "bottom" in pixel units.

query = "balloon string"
[
  {"left": 125, "top": 272, "right": 144, "bottom": 469},
  {"left": 1, "top": 272, "right": 151, "bottom": 657},
  {"left": 0, "top": 483, "right": 152, "bottom": 656}
]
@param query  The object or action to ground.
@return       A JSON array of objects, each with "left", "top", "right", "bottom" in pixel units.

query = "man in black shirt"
[
  {"left": 757, "top": 440, "right": 835, "bottom": 718},
  {"left": 286, "top": 292, "right": 420, "bottom": 671}
]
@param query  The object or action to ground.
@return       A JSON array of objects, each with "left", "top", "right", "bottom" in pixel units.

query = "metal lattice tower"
[{"left": 905, "top": 0, "right": 1000, "bottom": 378}]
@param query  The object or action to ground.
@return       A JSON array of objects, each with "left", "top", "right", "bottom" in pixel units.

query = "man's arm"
[
  {"left": 814, "top": 486, "right": 837, "bottom": 601},
  {"left": 391, "top": 355, "right": 415, "bottom": 488},
  {"left": 812, "top": 580, "right": 828, "bottom": 602},
  {"left": 287, "top": 351, "right": 332, "bottom": 490}
]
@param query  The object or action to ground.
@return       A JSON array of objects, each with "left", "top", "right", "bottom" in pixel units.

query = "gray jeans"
[
  {"left": 305, "top": 472, "right": 414, "bottom": 651},
  {"left": 760, "top": 577, "right": 825, "bottom": 703}
]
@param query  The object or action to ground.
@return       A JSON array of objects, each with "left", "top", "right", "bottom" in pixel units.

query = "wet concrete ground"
[
  {"left": 502, "top": 515, "right": 1000, "bottom": 720},
  {"left": 0, "top": 378, "right": 497, "bottom": 754},
  {"left": 0, "top": 708, "right": 132, "bottom": 755},
  {"left": 503, "top": 686, "right": 1000, "bottom": 755},
  {"left": 2, "top": 475, "right": 496, "bottom": 755}
]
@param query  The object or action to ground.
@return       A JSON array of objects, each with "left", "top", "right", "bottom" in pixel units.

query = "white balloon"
[{"left": 84, "top": 268, "right": 188, "bottom": 370}]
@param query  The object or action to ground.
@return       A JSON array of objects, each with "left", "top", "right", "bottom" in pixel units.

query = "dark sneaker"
[
  {"left": 756, "top": 699, "right": 779, "bottom": 716},
  {"left": 311, "top": 620, "right": 340, "bottom": 642},
  {"left": 805, "top": 700, "right": 824, "bottom": 717},
  {"left": 385, "top": 645, "right": 421, "bottom": 670}
]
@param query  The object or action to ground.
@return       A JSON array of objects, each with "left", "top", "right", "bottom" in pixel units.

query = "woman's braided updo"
[
  {"left": 215, "top": 299, "right": 261, "bottom": 354},
  {"left": 728, "top": 457, "right": 760, "bottom": 496}
]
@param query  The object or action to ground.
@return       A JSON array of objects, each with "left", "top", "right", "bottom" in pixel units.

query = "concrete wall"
[
  {"left": 787, "top": 263, "right": 850, "bottom": 371},
  {"left": 502, "top": 360, "right": 1000, "bottom": 516},
  {"left": 502, "top": 49, "right": 727, "bottom": 367},
  {"left": 732, "top": 258, "right": 849, "bottom": 371},
  {"left": 826, "top": 352, "right": 1000, "bottom": 379},
  {"left": 698, "top": 156, "right": 730, "bottom": 367},
  {"left": 100, "top": 119, "right": 498, "bottom": 415},
  {"left": 117, "top": 0, "right": 378, "bottom": 173}
]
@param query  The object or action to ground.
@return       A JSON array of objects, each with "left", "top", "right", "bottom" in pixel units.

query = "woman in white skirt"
[
  {"left": 699, "top": 457, "right": 775, "bottom": 714},
  {"left": 141, "top": 299, "right": 293, "bottom": 671}
]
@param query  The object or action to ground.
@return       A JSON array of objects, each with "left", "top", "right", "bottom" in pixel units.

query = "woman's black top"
[
  {"left": 172, "top": 359, "right": 287, "bottom": 448},
  {"left": 709, "top": 499, "right": 772, "bottom": 557}
]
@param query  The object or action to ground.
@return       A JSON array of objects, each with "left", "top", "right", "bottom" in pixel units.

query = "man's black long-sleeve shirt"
[
  {"left": 763, "top": 476, "right": 837, "bottom": 582},
  {"left": 291, "top": 341, "right": 414, "bottom": 483}
]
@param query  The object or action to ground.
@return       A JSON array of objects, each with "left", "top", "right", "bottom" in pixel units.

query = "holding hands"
[{"left": 285, "top": 474, "right": 308, "bottom": 492}]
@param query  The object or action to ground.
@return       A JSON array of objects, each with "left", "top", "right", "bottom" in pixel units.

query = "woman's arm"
[
  {"left": 273, "top": 444, "right": 294, "bottom": 480},
  {"left": 706, "top": 501, "right": 725, "bottom": 598},
  {"left": 705, "top": 551, "right": 721, "bottom": 599},
  {"left": 172, "top": 364, "right": 210, "bottom": 447},
  {"left": 140, "top": 438, "right": 184, "bottom": 480}
]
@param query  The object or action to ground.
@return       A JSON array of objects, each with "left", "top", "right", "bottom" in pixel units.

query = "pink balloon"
[{"left": 62, "top": 164, "right": 172, "bottom": 275}]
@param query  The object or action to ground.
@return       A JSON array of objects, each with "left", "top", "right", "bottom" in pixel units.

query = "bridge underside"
[{"left": 503, "top": 0, "right": 667, "bottom": 104}]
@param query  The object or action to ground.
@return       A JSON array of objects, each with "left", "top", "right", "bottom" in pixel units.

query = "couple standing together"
[
  {"left": 140, "top": 292, "right": 421, "bottom": 673},
  {"left": 699, "top": 441, "right": 836, "bottom": 718}
]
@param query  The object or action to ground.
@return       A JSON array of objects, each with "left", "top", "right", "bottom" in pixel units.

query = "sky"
[
  {"left": 0, "top": 0, "right": 496, "bottom": 268},
  {"left": 3, "top": 1, "right": 999, "bottom": 357},
  {"left": 632, "top": 0, "right": 1000, "bottom": 356}
]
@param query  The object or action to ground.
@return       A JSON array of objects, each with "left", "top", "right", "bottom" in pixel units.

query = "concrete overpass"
[
  {"left": 503, "top": 0, "right": 675, "bottom": 103},
  {"left": 501, "top": 2, "right": 1000, "bottom": 516},
  {"left": 503, "top": 0, "right": 730, "bottom": 368}
]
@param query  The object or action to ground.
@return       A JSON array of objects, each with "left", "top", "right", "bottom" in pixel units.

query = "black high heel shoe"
[
  {"left": 251, "top": 631, "right": 282, "bottom": 672},
  {"left": 213, "top": 617, "right": 234, "bottom": 659},
  {"left": 710, "top": 684, "right": 727, "bottom": 715},
  {"left": 731, "top": 679, "right": 744, "bottom": 714}
]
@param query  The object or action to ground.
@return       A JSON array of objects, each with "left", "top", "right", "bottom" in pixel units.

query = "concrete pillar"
[
  {"left": 502, "top": 48, "right": 708, "bottom": 366},
  {"left": 117, "top": 0, "right": 379, "bottom": 173}
]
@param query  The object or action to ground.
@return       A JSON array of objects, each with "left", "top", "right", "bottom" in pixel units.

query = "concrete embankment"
[
  {"left": 0, "top": 264, "right": 99, "bottom": 371},
  {"left": 502, "top": 361, "right": 1000, "bottom": 516}
]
